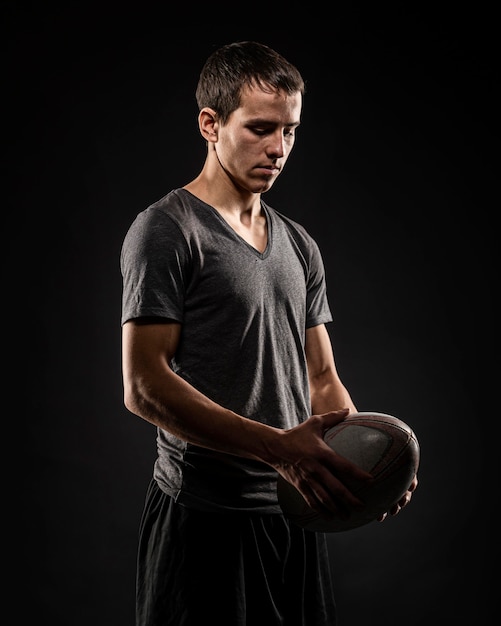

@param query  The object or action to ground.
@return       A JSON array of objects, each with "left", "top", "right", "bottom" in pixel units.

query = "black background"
[{"left": 8, "top": 5, "right": 492, "bottom": 625}]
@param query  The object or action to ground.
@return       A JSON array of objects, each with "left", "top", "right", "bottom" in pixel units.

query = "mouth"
[{"left": 256, "top": 165, "right": 280, "bottom": 176}]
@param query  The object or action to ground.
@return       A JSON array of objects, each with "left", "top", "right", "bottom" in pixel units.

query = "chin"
[{"left": 254, "top": 180, "right": 275, "bottom": 194}]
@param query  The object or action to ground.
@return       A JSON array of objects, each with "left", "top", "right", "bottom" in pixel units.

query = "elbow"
[
  {"left": 123, "top": 378, "right": 142, "bottom": 416},
  {"left": 123, "top": 391, "right": 135, "bottom": 414}
]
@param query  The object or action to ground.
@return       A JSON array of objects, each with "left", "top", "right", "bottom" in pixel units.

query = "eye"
[
  {"left": 248, "top": 125, "right": 297, "bottom": 138},
  {"left": 249, "top": 124, "right": 274, "bottom": 136}
]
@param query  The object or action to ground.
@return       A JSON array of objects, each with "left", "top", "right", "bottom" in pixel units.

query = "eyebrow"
[{"left": 246, "top": 117, "right": 301, "bottom": 127}]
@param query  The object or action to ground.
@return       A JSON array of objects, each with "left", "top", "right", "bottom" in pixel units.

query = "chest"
[{"left": 185, "top": 227, "right": 308, "bottom": 314}]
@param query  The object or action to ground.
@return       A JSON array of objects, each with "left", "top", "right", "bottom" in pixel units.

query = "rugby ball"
[{"left": 277, "top": 412, "right": 420, "bottom": 532}]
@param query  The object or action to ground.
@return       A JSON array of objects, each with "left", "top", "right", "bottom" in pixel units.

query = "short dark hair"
[{"left": 195, "top": 41, "right": 305, "bottom": 124}]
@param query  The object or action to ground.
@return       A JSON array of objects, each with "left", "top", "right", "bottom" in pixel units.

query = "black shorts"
[{"left": 136, "top": 479, "right": 337, "bottom": 626}]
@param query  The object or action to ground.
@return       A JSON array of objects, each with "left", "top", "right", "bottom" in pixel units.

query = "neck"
[{"left": 184, "top": 158, "right": 261, "bottom": 218}]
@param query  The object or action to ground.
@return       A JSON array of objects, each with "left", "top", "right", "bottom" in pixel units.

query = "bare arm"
[
  {"left": 305, "top": 324, "right": 357, "bottom": 415},
  {"left": 304, "top": 323, "right": 418, "bottom": 519},
  {"left": 122, "top": 320, "right": 277, "bottom": 462},
  {"left": 122, "top": 319, "right": 372, "bottom": 516}
]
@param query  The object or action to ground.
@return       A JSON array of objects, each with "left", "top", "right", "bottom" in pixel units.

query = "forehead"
[{"left": 234, "top": 83, "right": 302, "bottom": 125}]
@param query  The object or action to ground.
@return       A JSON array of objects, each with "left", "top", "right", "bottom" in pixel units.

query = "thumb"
[{"left": 317, "top": 407, "right": 351, "bottom": 432}]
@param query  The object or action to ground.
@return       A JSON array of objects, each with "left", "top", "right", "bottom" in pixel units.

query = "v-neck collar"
[{"left": 180, "top": 189, "right": 272, "bottom": 259}]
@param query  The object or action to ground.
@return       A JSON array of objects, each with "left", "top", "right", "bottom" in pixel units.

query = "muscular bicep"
[
  {"left": 122, "top": 320, "right": 181, "bottom": 406},
  {"left": 121, "top": 320, "right": 267, "bottom": 455}
]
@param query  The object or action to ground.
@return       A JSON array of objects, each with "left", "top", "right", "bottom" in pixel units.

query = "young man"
[{"left": 121, "top": 41, "right": 417, "bottom": 626}]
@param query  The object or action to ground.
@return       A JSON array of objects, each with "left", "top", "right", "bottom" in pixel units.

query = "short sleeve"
[{"left": 120, "top": 207, "right": 191, "bottom": 325}]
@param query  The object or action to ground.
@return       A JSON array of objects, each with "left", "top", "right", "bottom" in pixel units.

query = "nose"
[{"left": 266, "top": 130, "right": 286, "bottom": 159}]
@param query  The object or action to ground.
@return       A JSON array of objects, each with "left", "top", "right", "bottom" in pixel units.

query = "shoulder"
[
  {"left": 121, "top": 189, "right": 192, "bottom": 258},
  {"left": 125, "top": 189, "right": 208, "bottom": 240},
  {"left": 139, "top": 188, "right": 198, "bottom": 225}
]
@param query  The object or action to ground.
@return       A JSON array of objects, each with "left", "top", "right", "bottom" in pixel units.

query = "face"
[{"left": 213, "top": 84, "right": 302, "bottom": 194}]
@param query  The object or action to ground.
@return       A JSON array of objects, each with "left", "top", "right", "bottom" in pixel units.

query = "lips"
[{"left": 256, "top": 165, "right": 280, "bottom": 175}]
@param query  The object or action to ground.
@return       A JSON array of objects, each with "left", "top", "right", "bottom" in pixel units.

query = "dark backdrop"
[{"left": 8, "top": 6, "right": 491, "bottom": 625}]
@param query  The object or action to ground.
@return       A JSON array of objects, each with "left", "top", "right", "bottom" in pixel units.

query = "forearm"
[
  {"left": 309, "top": 374, "right": 357, "bottom": 415},
  {"left": 124, "top": 364, "right": 283, "bottom": 465},
  {"left": 305, "top": 324, "right": 358, "bottom": 415},
  {"left": 122, "top": 320, "right": 374, "bottom": 517}
]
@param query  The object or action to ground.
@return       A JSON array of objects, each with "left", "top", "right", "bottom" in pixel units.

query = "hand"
[
  {"left": 377, "top": 474, "right": 418, "bottom": 522},
  {"left": 275, "top": 408, "right": 374, "bottom": 521}
]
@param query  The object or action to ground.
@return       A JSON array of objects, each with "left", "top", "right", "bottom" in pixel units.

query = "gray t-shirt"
[{"left": 121, "top": 188, "right": 333, "bottom": 512}]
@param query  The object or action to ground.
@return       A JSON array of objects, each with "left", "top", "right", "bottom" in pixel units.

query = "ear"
[{"left": 198, "top": 108, "right": 219, "bottom": 143}]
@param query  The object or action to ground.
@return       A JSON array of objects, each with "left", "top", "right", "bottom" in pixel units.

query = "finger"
[
  {"left": 311, "top": 487, "right": 361, "bottom": 521},
  {"left": 317, "top": 408, "right": 351, "bottom": 431},
  {"left": 399, "top": 490, "right": 413, "bottom": 508},
  {"left": 317, "top": 471, "right": 370, "bottom": 515},
  {"left": 325, "top": 449, "right": 374, "bottom": 482},
  {"left": 388, "top": 490, "right": 413, "bottom": 517}
]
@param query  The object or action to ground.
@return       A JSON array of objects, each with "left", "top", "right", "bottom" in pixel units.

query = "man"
[{"left": 121, "top": 40, "right": 417, "bottom": 626}]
